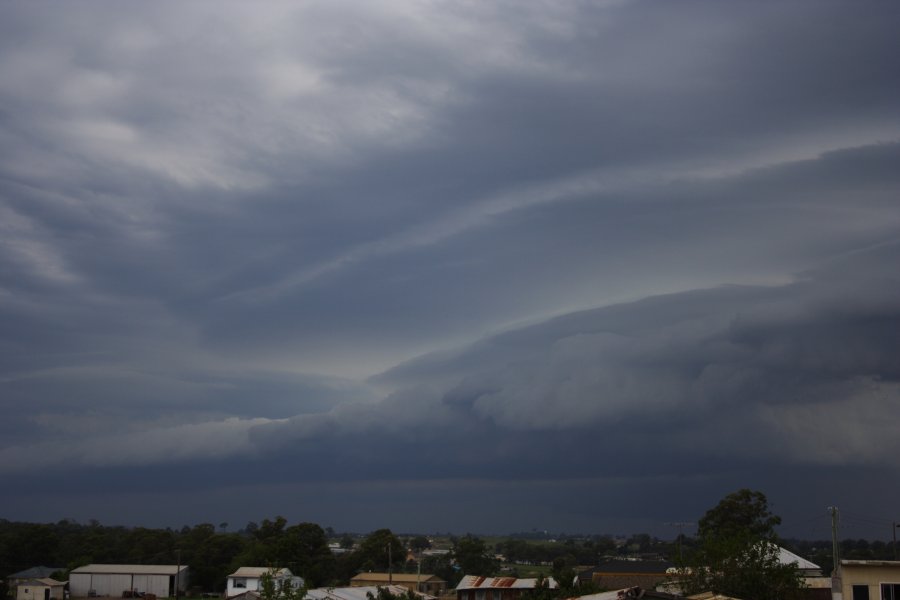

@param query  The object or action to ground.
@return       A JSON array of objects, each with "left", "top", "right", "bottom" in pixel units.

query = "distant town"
[{"left": 3, "top": 491, "right": 899, "bottom": 600}]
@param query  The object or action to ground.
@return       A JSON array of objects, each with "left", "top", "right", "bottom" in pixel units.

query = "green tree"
[
  {"left": 683, "top": 489, "right": 803, "bottom": 600},
  {"left": 278, "top": 523, "right": 335, "bottom": 587},
  {"left": 409, "top": 536, "right": 431, "bottom": 552},
  {"left": 357, "top": 529, "right": 406, "bottom": 572},
  {"left": 453, "top": 535, "right": 497, "bottom": 576},
  {"left": 259, "top": 568, "right": 307, "bottom": 600}
]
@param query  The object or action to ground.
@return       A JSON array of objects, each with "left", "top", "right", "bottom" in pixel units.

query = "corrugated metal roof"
[
  {"left": 8, "top": 567, "right": 65, "bottom": 580},
  {"left": 16, "top": 579, "right": 66, "bottom": 588},
  {"left": 350, "top": 573, "right": 443, "bottom": 584},
  {"left": 306, "top": 586, "right": 435, "bottom": 600},
  {"left": 776, "top": 547, "right": 819, "bottom": 571},
  {"left": 456, "top": 576, "right": 558, "bottom": 591},
  {"left": 229, "top": 568, "right": 292, "bottom": 578},
  {"left": 70, "top": 565, "right": 187, "bottom": 575}
]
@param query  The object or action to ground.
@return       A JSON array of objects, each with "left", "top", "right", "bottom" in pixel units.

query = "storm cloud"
[{"left": 1, "top": 1, "right": 899, "bottom": 535}]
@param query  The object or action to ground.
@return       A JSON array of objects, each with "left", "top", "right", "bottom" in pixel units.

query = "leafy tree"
[
  {"left": 357, "top": 529, "right": 406, "bottom": 572},
  {"left": 551, "top": 555, "right": 577, "bottom": 592},
  {"left": 453, "top": 535, "right": 497, "bottom": 576},
  {"left": 259, "top": 568, "right": 307, "bottom": 600},
  {"left": 409, "top": 536, "right": 431, "bottom": 552},
  {"left": 683, "top": 489, "right": 803, "bottom": 600},
  {"left": 278, "top": 523, "right": 335, "bottom": 587}
]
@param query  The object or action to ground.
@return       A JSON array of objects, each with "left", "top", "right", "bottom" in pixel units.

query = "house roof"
[
  {"left": 8, "top": 567, "right": 65, "bottom": 580},
  {"left": 580, "top": 560, "right": 675, "bottom": 578},
  {"left": 456, "top": 576, "right": 558, "bottom": 591},
  {"left": 17, "top": 579, "right": 66, "bottom": 588},
  {"left": 776, "top": 547, "right": 819, "bottom": 571},
  {"left": 841, "top": 560, "right": 900, "bottom": 568},
  {"left": 572, "top": 588, "right": 684, "bottom": 600},
  {"left": 350, "top": 573, "right": 444, "bottom": 584},
  {"left": 71, "top": 565, "right": 188, "bottom": 575},
  {"left": 229, "top": 568, "right": 293, "bottom": 579},
  {"left": 307, "top": 586, "right": 435, "bottom": 600}
]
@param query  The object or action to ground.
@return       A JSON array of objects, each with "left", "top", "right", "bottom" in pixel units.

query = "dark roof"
[
  {"left": 8, "top": 567, "right": 65, "bottom": 580},
  {"left": 579, "top": 560, "right": 675, "bottom": 579}
]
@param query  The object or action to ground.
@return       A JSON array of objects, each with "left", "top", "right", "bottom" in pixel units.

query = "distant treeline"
[{"left": 1, "top": 518, "right": 896, "bottom": 596}]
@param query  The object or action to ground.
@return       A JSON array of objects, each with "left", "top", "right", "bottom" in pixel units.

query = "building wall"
[
  {"left": 352, "top": 578, "right": 444, "bottom": 595},
  {"left": 227, "top": 578, "right": 261, "bottom": 598},
  {"left": 70, "top": 572, "right": 186, "bottom": 598},
  {"left": 456, "top": 589, "right": 522, "bottom": 600},
  {"left": 16, "top": 586, "right": 64, "bottom": 600},
  {"left": 841, "top": 563, "right": 900, "bottom": 600}
]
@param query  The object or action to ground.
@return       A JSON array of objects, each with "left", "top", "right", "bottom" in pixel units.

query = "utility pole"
[
  {"left": 387, "top": 542, "right": 393, "bottom": 585},
  {"left": 829, "top": 507, "right": 841, "bottom": 600},
  {"left": 175, "top": 549, "right": 181, "bottom": 600},
  {"left": 665, "top": 522, "right": 695, "bottom": 563},
  {"left": 894, "top": 522, "right": 899, "bottom": 561}
]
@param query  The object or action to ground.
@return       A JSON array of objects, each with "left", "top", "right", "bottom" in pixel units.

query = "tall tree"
[
  {"left": 453, "top": 535, "right": 497, "bottom": 576},
  {"left": 357, "top": 529, "right": 406, "bottom": 572},
  {"left": 683, "top": 489, "right": 803, "bottom": 600},
  {"left": 278, "top": 523, "right": 335, "bottom": 587}
]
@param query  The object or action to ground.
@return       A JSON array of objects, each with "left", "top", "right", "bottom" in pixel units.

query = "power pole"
[
  {"left": 894, "top": 522, "right": 898, "bottom": 561},
  {"left": 387, "top": 542, "right": 393, "bottom": 585},
  {"left": 665, "top": 522, "right": 695, "bottom": 563},
  {"left": 829, "top": 507, "right": 841, "bottom": 600},
  {"left": 175, "top": 548, "right": 181, "bottom": 600}
]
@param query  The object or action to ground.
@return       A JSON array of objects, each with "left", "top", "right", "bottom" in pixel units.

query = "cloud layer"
[{"left": 1, "top": 1, "right": 899, "bottom": 534}]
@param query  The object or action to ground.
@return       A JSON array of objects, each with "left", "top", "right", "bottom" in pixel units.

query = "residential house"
[
  {"left": 838, "top": 560, "right": 900, "bottom": 600},
  {"left": 226, "top": 568, "right": 304, "bottom": 599},
  {"left": 15, "top": 579, "right": 66, "bottom": 600},
  {"left": 7, "top": 568, "right": 66, "bottom": 599}
]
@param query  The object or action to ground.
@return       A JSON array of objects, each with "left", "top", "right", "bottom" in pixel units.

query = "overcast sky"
[{"left": 2, "top": 1, "right": 899, "bottom": 540}]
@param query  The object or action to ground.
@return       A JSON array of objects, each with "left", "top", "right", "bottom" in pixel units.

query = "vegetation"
[
  {"left": 681, "top": 489, "right": 804, "bottom": 600},
  {"left": 258, "top": 569, "right": 307, "bottom": 600},
  {"left": 2, "top": 509, "right": 896, "bottom": 598}
]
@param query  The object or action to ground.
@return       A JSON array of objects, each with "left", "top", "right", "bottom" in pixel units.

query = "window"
[
  {"left": 853, "top": 585, "right": 870, "bottom": 600},
  {"left": 233, "top": 579, "right": 247, "bottom": 589},
  {"left": 882, "top": 583, "right": 900, "bottom": 600}
]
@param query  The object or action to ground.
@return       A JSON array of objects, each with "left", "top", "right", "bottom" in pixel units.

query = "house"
[
  {"left": 69, "top": 564, "right": 188, "bottom": 598},
  {"left": 578, "top": 560, "right": 675, "bottom": 592},
  {"left": 350, "top": 574, "right": 446, "bottom": 596},
  {"left": 6, "top": 568, "right": 66, "bottom": 599},
  {"left": 307, "top": 586, "right": 435, "bottom": 600},
  {"left": 226, "top": 569, "right": 304, "bottom": 599},
  {"left": 455, "top": 576, "right": 558, "bottom": 600},
  {"left": 838, "top": 560, "right": 900, "bottom": 600},
  {"left": 15, "top": 579, "right": 66, "bottom": 600}
]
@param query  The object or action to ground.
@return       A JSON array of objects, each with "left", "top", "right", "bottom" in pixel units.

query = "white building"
[
  {"left": 15, "top": 578, "right": 66, "bottom": 600},
  {"left": 226, "top": 568, "right": 304, "bottom": 599},
  {"left": 69, "top": 564, "right": 188, "bottom": 598}
]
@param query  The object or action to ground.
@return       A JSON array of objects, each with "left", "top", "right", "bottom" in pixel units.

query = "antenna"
[{"left": 665, "top": 522, "right": 695, "bottom": 562}]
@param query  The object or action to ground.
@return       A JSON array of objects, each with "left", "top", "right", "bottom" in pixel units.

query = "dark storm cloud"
[{"left": 1, "top": 1, "right": 899, "bottom": 530}]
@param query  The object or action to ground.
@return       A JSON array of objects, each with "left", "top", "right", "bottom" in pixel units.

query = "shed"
[
  {"left": 16, "top": 578, "right": 66, "bottom": 600},
  {"left": 69, "top": 565, "right": 188, "bottom": 598}
]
